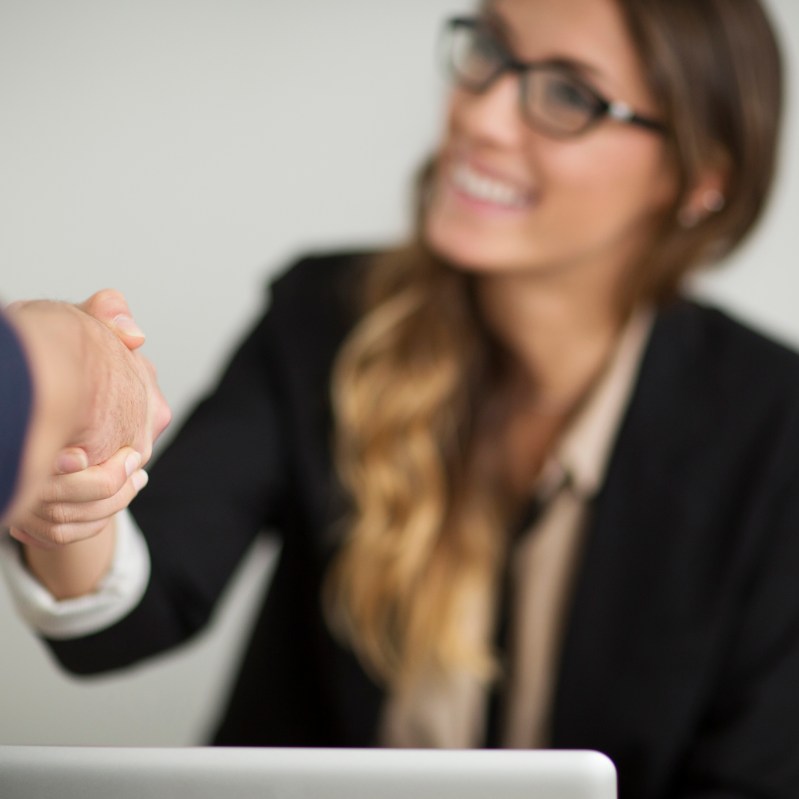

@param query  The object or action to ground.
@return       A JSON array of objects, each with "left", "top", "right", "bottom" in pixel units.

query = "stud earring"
[
  {"left": 678, "top": 189, "right": 726, "bottom": 229},
  {"left": 702, "top": 189, "right": 725, "bottom": 213}
]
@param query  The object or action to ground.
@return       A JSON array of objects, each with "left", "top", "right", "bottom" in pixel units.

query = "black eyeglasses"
[{"left": 440, "top": 17, "right": 667, "bottom": 139}]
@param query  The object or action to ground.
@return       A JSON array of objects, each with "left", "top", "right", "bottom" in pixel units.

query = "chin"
[
  {"left": 423, "top": 222, "right": 526, "bottom": 276},
  {"left": 422, "top": 191, "right": 538, "bottom": 275}
]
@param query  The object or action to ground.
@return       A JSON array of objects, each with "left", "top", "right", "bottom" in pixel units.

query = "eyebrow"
[
  {"left": 540, "top": 57, "right": 604, "bottom": 84},
  {"left": 480, "top": 6, "right": 606, "bottom": 83},
  {"left": 480, "top": 7, "right": 514, "bottom": 45}
]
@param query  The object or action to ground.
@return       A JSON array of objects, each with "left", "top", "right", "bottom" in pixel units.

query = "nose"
[{"left": 448, "top": 72, "right": 526, "bottom": 146}]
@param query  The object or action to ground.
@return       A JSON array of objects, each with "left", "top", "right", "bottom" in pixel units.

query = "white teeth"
[{"left": 452, "top": 163, "right": 529, "bottom": 208}]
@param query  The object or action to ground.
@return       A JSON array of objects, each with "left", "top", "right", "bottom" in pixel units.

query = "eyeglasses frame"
[{"left": 442, "top": 17, "right": 667, "bottom": 139}]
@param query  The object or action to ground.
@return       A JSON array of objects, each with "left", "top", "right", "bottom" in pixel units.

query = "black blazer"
[{"left": 48, "top": 252, "right": 799, "bottom": 799}]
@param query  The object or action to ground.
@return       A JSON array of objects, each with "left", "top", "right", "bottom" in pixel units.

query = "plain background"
[{"left": 1, "top": 0, "right": 798, "bottom": 745}]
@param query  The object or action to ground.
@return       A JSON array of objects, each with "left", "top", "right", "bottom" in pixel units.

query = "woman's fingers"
[
  {"left": 41, "top": 448, "right": 143, "bottom": 505},
  {"left": 79, "top": 288, "right": 147, "bottom": 351},
  {"left": 54, "top": 447, "right": 90, "bottom": 475},
  {"left": 10, "top": 447, "right": 149, "bottom": 550},
  {"left": 31, "top": 470, "right": 148, "bottom": 528}
]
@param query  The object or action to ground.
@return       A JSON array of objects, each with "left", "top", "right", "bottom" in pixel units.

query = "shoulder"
[
  {"left": 619, "top": 297, "right": 799, "bottom": 489},
  {"left": 243, "top": 249, "right": 388, "bottom": 393},
  {"left": 237, "top": 248, "right": 378, "bottom": 338},
  {"left": 648, "top": 297, "right": 799, "bottom": 406},
  {"left": 258, "top": 249, "right": 381, "bottom": 344},
  {"left": 269, "top": 249, "right": 374, "bottom": 310}
]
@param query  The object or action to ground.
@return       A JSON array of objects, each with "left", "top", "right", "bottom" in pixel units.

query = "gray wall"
[{"left": 1, "top": 0, "right": 798, "bottom": 745}]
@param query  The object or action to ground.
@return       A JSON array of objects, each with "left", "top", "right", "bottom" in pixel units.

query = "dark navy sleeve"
[{"left": 0, "top": 312, "right": 33, "bottom": 519}]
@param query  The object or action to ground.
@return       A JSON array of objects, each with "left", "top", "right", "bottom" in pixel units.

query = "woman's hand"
[
  {"left": 7, "top": 446, "right": 150, "bottom": 599},
  {"left": 8, "top": 446, "right": 148, "bottom": 552}
]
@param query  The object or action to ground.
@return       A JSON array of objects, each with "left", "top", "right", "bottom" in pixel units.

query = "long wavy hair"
[{"left": 325, "top": 0, "right": 783, "bottom": 688}]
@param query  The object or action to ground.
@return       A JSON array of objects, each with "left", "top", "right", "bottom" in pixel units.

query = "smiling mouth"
[{"left": 450, "top": 162, "right": 533, "bottom": 209}]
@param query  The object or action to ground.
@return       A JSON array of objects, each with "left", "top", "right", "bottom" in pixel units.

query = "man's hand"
[
  {"left": 3, "top": 291, "right": 170, "bottom": 530},
  {"left": 71, "top": 289, "right": 171, "bottom": 468}
]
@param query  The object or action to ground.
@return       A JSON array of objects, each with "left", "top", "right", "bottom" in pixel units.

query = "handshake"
[{"left": 2, "top": 290, "right": 171, "bottom": 552}]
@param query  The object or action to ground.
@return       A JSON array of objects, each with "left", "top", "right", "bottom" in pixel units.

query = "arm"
[
  {"left": 2, "top": 290, "right": 170, "bottom": 526},
  {"left": 7, "top": 298, "right": 293, "bottom": 671},
  {"left": 11, "top": 453, "right": 146, "bottom": 599},
  {"left": 7, "top": 253, "right": 353, "bottom": 674},
  {"left": 2, "top": 291, "right": 170, "bottom": 597}
]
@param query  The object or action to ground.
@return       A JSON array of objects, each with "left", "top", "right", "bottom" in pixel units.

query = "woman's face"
[{"left": 424, "top": 0, "right": 677, "bottom": 287}]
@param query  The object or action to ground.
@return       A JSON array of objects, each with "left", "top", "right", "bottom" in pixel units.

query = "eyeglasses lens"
[
  {"left": 445, "top": 20, "right": 600, "bottom": 137},
  {"left": 524, "top": 72, "right": 598, "bottom": 136},
  {"left": 446, "top": 22, "right": 503, "bottom": 90}
]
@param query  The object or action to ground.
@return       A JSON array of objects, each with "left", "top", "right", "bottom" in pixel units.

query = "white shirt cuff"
[{"left": 0, "top": 509, "right": 151, "bottom": 639}]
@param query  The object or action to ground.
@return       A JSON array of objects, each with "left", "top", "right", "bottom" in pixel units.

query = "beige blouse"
[{"left": 380, "top": 308, "right": 654, "bottom": 749}]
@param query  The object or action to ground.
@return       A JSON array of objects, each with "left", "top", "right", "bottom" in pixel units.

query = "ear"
[{"left": 677, "top": 149, "right": 730, "bottom": 229}]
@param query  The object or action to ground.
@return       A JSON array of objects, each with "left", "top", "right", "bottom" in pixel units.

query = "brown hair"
[
  {"left": 618, "top": 0, "right": 784, "bottom": 300},
  {"left": 326, "top": 0, "right": 784, "bottom": 687}
]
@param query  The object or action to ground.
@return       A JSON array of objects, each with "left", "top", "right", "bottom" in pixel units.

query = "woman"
[{"left": 4, "top": 0, "right": 798, "bottom": 796}]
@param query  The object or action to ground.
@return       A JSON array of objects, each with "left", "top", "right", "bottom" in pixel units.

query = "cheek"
[
  {"left": 544, "top": 138, "right": 676, "bottom": 225},
  {"left": 439, "top": 91, "right": 466, "bottom": 148}
]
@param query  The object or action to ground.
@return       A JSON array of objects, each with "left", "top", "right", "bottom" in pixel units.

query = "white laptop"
[{"left": 0, "top": 746, "right": 615, "bottom": 799}]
